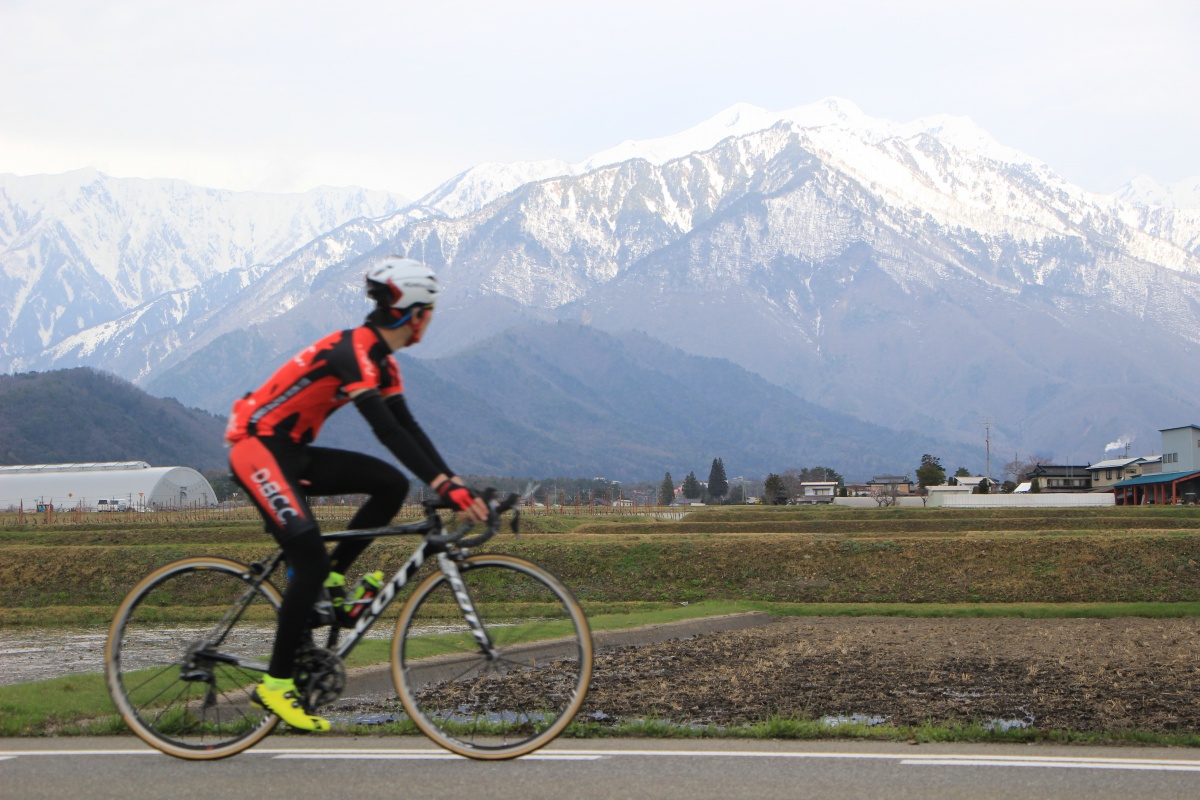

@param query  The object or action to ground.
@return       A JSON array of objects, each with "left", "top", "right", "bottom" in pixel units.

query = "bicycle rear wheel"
[
  {"left": 106, "top": 556, "right": 281, "bottom": 759},
  {"left": 392, "top": 554, "right": 593, "bottom": 759}
]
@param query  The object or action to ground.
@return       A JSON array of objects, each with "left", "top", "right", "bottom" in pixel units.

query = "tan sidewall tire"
[
  {"left": 105, "top": 556, "right": 282, "bottom": 760},
  {"left": 391, "top": 554, "right": 593, "bottom": 760}
]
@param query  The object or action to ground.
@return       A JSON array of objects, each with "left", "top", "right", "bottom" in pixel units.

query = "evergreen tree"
[
  {"left": 682, "top": 471, "right": 703, "bottom": 500},
  {"left": 659, "top": 472, "right": 675, "bottom": 505},
  {"left": 707, "top": 458, "right": 729, "bottom": 501},
  {"left": 799, "top": 466, "right": 845, "bottom": 485},
  {"left": 763, "top": 473, "right": 787, "bottom": 505},
  {"left": 915, "top": 454, "right": 946, "bottom": 488}
]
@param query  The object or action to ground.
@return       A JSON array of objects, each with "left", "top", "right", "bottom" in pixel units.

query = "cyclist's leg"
[
  {"left": 299, "top": 447, "right": 408, "bottom": 574},
  {"left": 228, "top": 439, "right": 330, "bottom": 676}
]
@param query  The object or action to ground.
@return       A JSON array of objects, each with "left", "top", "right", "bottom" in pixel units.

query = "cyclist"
[{"left": 225, "top": 255, "right": 488, "bottom": 732}]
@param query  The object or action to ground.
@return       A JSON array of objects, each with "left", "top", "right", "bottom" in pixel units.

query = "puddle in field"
[
  {"left": 0, "top": 629, "right": 113, "bottom": 685},
  {"left": 0, "top": 623, "right": 457, "bottom": 686},
  {"left": 820, "top": 713, "right": 889, "bottom": 727}
]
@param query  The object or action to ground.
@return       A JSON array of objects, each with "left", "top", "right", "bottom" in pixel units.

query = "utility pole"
[{"left": 980, "top": 419, "right": 992, "bottom": 482}]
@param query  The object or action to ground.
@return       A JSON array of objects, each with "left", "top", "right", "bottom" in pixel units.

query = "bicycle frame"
[
  {"left": 220, "top": 512, "right": 495, "bottom": 674},
  {"left": 324, "top": 523, "right": 495, "bottom": 661}
]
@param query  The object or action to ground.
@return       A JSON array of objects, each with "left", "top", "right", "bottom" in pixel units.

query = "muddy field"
[{"left": 370, "top": 616, "right": 1200, "bottom": 733}]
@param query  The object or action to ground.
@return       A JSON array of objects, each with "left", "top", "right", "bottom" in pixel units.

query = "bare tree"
[
  {"left": 1005, "top": 454, "right": 1053, "bottom": 483},
  {"left": 779, "top": 469, "right": 804, "bottom": 499},
  {"left": 871, "top": 484, "right": 899, "bottom": 508}
]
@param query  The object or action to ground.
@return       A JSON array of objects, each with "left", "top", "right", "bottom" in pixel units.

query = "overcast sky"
[{"left": 1, "top": 0, "right": 1196, "bottom": 199}]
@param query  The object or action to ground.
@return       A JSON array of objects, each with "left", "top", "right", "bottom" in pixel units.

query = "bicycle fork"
[{"left": 437, "top": 554, "right": 497, "bottom": 659}]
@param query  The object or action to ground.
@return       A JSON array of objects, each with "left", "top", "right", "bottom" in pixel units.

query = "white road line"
[
  {"left": 550, "top": 750, "right": 1200, "bottom": 770},
  {"left": 273, "top": 753, "right": 603, "bottom": 761},
  {"left": 0, "top": 750, "right": 162, "bottom": 757},
  {"left": 903, "top": 758, "right": 1200, "bottom": 773},
  {"left": 2, "top": 747, "right": 1199, "bottom": 774}
]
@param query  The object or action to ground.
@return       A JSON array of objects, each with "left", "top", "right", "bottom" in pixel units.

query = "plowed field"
[{"left": 361, "top": 616, "right": 1200, "bottom": 733}]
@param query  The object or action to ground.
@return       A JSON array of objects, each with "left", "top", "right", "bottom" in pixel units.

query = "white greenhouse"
[{"left": 0, "top": 462, "right": 218, "bottom": 511}]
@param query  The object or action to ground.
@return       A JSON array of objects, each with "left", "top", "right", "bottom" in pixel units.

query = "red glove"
[{"left": 434, "top": 478, "right": 478, "bottom": 512}]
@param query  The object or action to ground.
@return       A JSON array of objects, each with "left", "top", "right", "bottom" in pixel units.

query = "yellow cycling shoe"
[{"left": 251, "top": 677, "right": 331, "bottom": 732}]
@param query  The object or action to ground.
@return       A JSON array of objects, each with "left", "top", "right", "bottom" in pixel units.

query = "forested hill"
[
  {"left": 0, "top": 368, "right": 228, "bottom": 470},
  {"left": 2, "top": 327, "right": 976, "bottom": 481}
]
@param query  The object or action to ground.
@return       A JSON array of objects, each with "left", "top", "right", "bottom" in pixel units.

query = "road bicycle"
[{"left": 105, "top": 491, "right": 593, "bottom": 761}]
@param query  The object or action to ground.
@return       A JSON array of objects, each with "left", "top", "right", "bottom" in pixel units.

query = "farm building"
[{"left": 0, "top": 461, "right": 218, "bottom": 511}]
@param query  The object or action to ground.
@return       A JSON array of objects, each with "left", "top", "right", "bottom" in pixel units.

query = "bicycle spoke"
[
  {"left": 207, "top": 688, "right": 221, "bottom": 743},
  {"left": 439, "top": 657, "right": 489, "bottom": 686},
  {"left": 205, "top": 587, "right": 258, "bottom": 646},
  {"left": 220, "top": 661, "right": 265, "bottom": 688},
  {"left": 145, "top": 680, "right": 195, "bottom": 729},
  {"left": 132, "top": 670, "right": 191, "bottom": 714},
  {"left": 123, "top": 662, "right": 182, "bottom": 698}
]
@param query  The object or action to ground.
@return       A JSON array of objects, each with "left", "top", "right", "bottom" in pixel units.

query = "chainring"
[{"left": 294, "top": 643, "right": 347, "bottom": 709}]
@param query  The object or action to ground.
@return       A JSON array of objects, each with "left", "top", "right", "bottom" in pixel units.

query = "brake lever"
[{"left": 498, "top": 491, "right": 520, "bottom": 536}]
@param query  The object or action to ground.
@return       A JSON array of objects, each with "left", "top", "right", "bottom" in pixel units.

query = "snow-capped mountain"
[
  {"left": 421, "top": 99, "right": 874, "bottom": 218},
  {"left": 0, "top": 169, "right": 408, "bottom": 372},
  {"left": 5, "top": 99, "right": 1200, "bottom": 466},
  {"left": 1110, "top": 175, "right": 1200, "bottom": 257},
  {"left": 1115, "top": 175, "right": 1200, "bottom": 209}
]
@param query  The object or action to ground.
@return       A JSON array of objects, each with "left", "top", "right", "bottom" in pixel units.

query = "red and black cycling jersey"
[{"left": 226, "top": 325, "right": 402, "bottom": 445}]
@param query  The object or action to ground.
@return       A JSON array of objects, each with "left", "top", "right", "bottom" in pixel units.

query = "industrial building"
[{"left": 0, "top": 461, "right": 218, "bottom": 511}]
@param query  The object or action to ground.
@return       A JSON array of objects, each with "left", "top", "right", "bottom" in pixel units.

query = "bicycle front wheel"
[
  {"left": 392, "top": 554, "right": 593, "bottom": 759},
  {"left": 105, "top": 556, "right": 281, "bottom": 759}
]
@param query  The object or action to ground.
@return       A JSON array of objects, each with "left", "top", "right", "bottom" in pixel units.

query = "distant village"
[{"left": 663, "top": 425, "right": 1200, "bottom": 509}]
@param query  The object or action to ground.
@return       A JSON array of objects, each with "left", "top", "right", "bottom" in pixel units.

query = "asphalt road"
[{"left": 4, "top": 737, "right": 1200, "bottom": 800}]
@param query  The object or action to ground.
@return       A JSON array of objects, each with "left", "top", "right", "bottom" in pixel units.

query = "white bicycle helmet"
[{"left": 365, "top": 256, "right": 439, "bottom": 328}]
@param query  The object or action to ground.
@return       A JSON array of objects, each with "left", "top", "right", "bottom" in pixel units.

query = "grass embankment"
[
  {"left": 5, "top": 506, "right": 1200, "bottom": 615},
  {"left": 7, "top": 530, "right": 1199, "bottom": 612}
]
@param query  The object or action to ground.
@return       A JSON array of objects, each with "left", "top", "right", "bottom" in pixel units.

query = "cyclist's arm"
[
  {"left": 351, "top": 389, "right": 444, "bottom": 487},
  {"left": 384, "top": 393, "right": 452, "bottom": 477},
  {"left": 351, "top": 389, "right": 487, "bottom": 521}
]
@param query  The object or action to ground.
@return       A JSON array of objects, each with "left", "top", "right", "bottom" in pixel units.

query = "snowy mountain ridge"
[
  {"left": 1115, "top": 174, "right": 1200, "bottom": 209},
  {"left": 419, "top": 99, "right": 1200, "bottom": 277},
  {"left": 421, "top": 98, "right": 1042, "bottom": 219},
  {"left": 6, "top": 100, "right": 1200, "bottom": 468},
  {"left": 0, "top": 169, "right": 408, "bottom": 366}
]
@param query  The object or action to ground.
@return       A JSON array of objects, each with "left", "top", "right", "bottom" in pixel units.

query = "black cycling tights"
[{"left": 229, "top": 439, "right": 408, "bottom": 679}]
